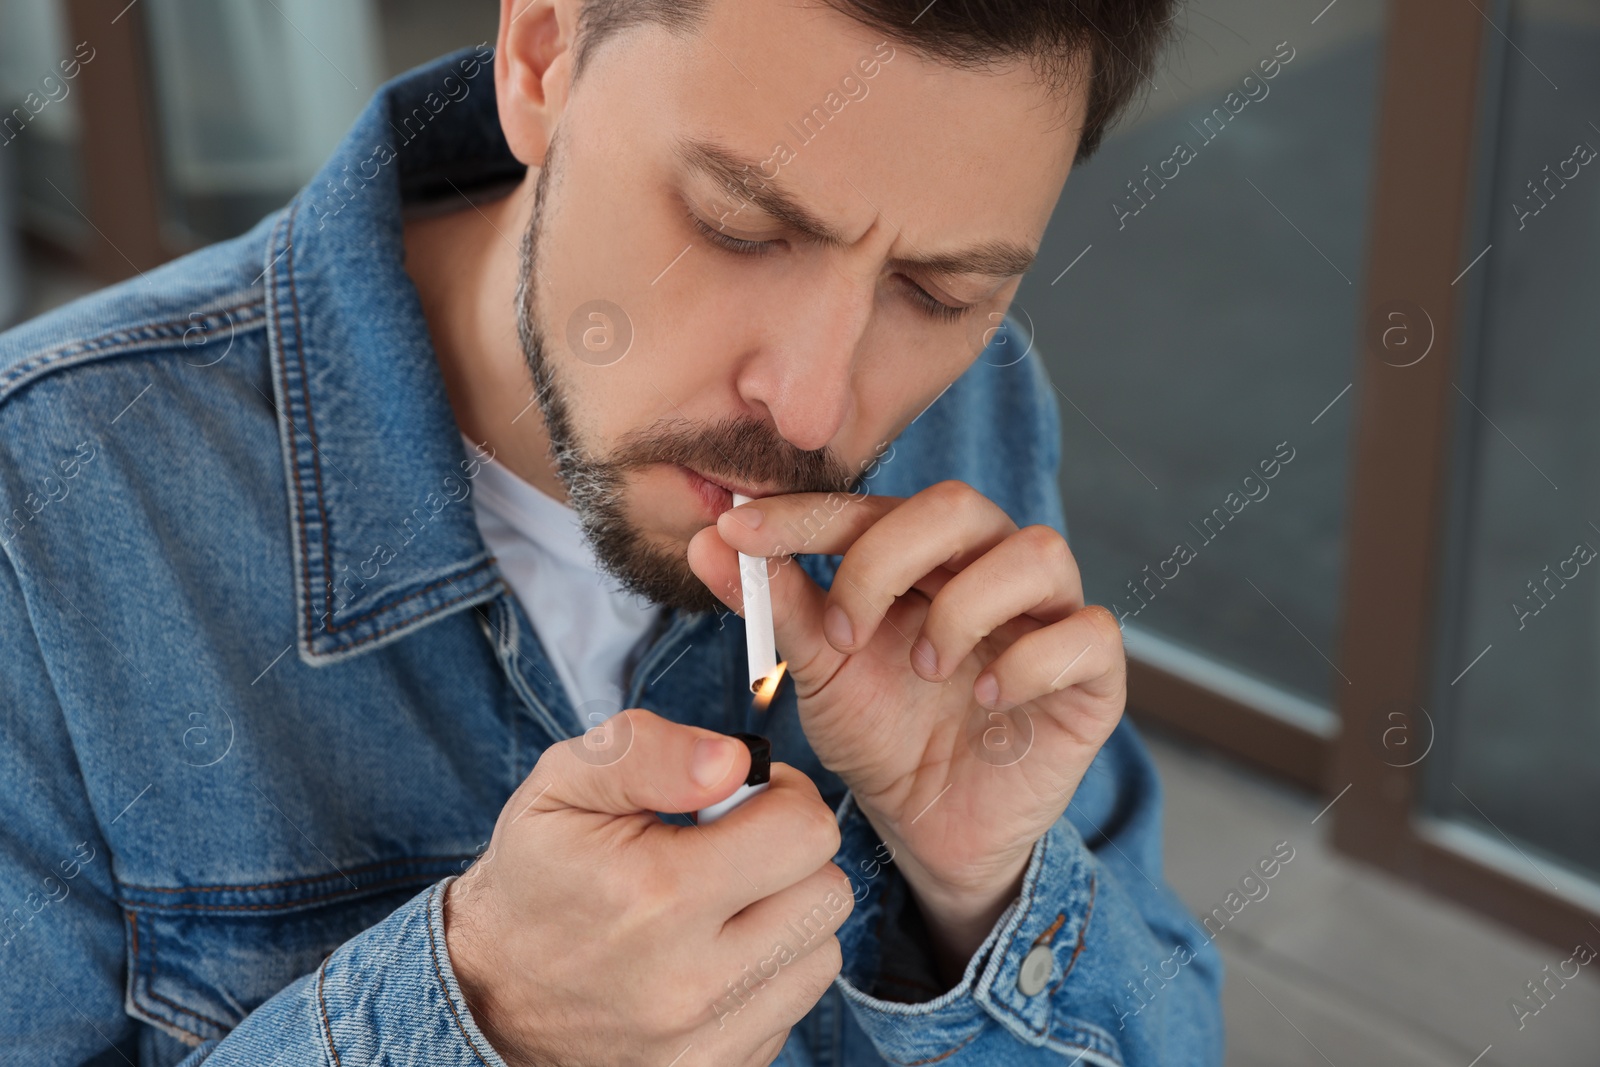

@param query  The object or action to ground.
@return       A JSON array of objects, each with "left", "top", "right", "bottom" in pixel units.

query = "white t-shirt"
[{"left": 463, "top": 435, "right": 664, "bottom": 722}]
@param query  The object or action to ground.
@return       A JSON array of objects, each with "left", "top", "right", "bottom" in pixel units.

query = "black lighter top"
[{"left": 729, "top": 732, "right": 771, "bottom": 786}]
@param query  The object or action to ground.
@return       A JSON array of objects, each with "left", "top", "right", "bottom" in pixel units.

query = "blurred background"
[{"left": 2, "top": 0, "right": 1596, "bottom": 1062}]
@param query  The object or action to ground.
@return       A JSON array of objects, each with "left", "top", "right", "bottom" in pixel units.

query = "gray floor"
[{"left": 1143, "top": 725, "right": 1600, "bottom": 1067}]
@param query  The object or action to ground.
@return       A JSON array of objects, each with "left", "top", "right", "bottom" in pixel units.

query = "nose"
[{"left": 738, "top": 265, "right": 871, "bottom": 453}]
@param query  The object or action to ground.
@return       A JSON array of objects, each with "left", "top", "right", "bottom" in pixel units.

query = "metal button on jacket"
[{"left": 1018, "top": 944, "right": 1054, "bottom": 995}]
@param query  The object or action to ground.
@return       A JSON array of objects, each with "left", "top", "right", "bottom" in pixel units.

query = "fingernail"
[
  {"left": 974, "top": 672, "right": 1000, "bottom": 708},
  {"left": 728, "top": 505, "right": 763, "bottom": 529},
  {"left": 912, "top": 636, "right": 939, "bottom": 678},
  {"left": 691, "top": 737, "right": 736, "bottom": 788},
  {"left": 824, "top": 604, "right": 854, "bottom": 649}
]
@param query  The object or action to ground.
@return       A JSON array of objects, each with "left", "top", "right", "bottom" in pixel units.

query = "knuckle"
[
  {"left": 918, "top": 597, "right": 964, "bottom": 646},
  {"left": 931, "top": 479, "right": 983, "bottom": 522},
  {"left": 1020, "top": 524, "right": 1072, "bottom": 570},
  {"left": 616, "top": 855, "right": 681, "bottom": 924},
  {"left": 528, "top": 742, "right": 575, "bottom": 789},
  {"left": 784, "top": 936, "right": 843, "bottom": 1013},
  {"left": 829, "top": 865, "right": 856, "bottom": 916},
  {"left": 640, "top": 987, "right": 702, "bottom": 1039},
  {"left": 758, "top": 1030, "right": 793, "bottom": 1066},
  {"left": 641, "top": 858, "right": 685, "bottom": 908},
  {"left": 804, "top": 804, "right": 843, "bottom": 860},
  {"left": 815, "top": 934, "right": 844, "bottom": 978}
]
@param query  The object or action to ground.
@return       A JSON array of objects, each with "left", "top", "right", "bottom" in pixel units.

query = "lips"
[{"left": 679, "top": 465, "right": 772, "bottom": 517}]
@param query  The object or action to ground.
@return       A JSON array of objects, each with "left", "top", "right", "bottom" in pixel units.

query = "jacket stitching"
[
  {"left": 276, "top": 207, "right": 324, "bottom": 649},
  {"left": 1050, "top": 873, "right": 1096, "bottom": 995},
  {"left": 984, "top": 844, "right": 1049, "bottom": 1035},
  {"left": 129, "top": 909, "right": 198, "bottom": 1043},
  {"left": 0, "top": 299, "right": 268, "bottom": 401},
  {"left": 1031, "top": 912, "right": 1067, "bottom": 948},
  {"left": 0, "top": 295, "right": 265, "bottom": 388},
  {"left": 120, "top": 871, "right": 463, "bottom": 913},
  {"left": 317, "top": 953, "right": 346, "bottom": 1067},
  {"left": 320, "top": 559, "right": 497, "bottom": 637},
  {"left": 895, "top": 1027, "right": 980, "bottom": 1065},
  {"left": 120, "top": 855, "right": 473, "bottom": 895},
  {"left": 128, "top": 908, "right": 230, "bottom": 1038},
  {"left": 283, "top": 204, "right": 402, "bottom": 642},
  {"left": 1050, "top": 1043, "right": 1116, "bottom": 1066},
  {"left": 316, "top": 567, "right": 502, "bottom": 654},
  {"left": 271, "top": 202, "right": 498, "bottom": 649},
  {"left": 425, "top": 881, "right": 499, "bottom": 1066}
]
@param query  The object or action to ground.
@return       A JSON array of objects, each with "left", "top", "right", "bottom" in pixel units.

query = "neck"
[{"left": 401, "top": 172, "right": 569, "bottom": 503}]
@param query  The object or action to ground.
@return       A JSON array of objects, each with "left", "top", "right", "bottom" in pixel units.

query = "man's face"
[{"left": 514, "top": 0, "right": 1082, "bottom": 613}]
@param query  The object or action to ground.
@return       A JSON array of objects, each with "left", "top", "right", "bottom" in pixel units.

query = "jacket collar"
[{"left": 265, "top": 46, "right": 524, "bottom": 664}]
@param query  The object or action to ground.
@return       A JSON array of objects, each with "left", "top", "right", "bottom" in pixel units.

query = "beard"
[{"left": 513, "top": 128, "right": 860, "bottom": 614}]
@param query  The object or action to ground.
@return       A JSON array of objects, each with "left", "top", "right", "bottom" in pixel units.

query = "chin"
[{"left": 579, "top": 484, "right": 724, "bottom": 615}]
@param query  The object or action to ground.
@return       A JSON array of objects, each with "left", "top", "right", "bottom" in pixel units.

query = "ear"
[{"left": 495, "top": 0, "right": 579, "bottom": 166}]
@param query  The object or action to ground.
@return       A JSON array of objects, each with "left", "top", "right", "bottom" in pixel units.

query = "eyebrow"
[{"left": 673, "top": 136, "right": 1038, "bottom": 280}]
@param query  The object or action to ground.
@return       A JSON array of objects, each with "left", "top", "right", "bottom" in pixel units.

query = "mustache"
[{"left": 604, "top": 414, "right": 858, "bottom": 495}]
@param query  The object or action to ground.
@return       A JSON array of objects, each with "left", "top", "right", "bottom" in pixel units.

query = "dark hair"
[{"left": 570, "top": 0, "right": 1176, "bottom": 163}]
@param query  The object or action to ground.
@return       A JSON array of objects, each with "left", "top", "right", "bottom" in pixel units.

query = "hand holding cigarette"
[
  {"left": 688, "top": 479, "right": 1126, "bottom": 979},
  {"left": 443, "top": 709, "right": 851, "bottom": 1066}
]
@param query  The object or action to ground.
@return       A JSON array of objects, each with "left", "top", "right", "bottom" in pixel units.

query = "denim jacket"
[{"left": 0, "top": 47, "right": 1222, "bottom": 1067}]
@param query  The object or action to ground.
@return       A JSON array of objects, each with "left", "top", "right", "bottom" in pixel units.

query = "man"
[{"left": 0, "top": 0, "right": 1222, "bottom": 1063}]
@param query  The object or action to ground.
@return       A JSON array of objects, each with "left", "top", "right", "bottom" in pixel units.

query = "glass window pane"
[
  {"left": 1016, "top": 0, "right": 1387, "bottom": 715},
  {"left": 141, "top": 0, "right": 500, "bottom": 245},
  {"left": 1422, "top": 0, "right": 1600, "bottom": 885},
  {"left": 0, "top": 0, "right": 88, "bottom": 264}
]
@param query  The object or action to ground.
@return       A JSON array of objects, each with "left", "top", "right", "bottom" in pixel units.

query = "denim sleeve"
[
  {"left": 0, "top": 541, "right": 138, "bottom": 1062},
  {"left": 172, "top": 877, "right": 507, "bottom": 1066},
  {"left": 830, "top": 756, "right": 1224, "bottom": 1066}
]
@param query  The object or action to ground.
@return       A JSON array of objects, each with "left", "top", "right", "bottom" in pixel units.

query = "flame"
[{"left": 751, "top": 661, "right": 788, "bottom": 712}]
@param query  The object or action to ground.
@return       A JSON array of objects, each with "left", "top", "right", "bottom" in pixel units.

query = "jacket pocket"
[{"left": 117, "top": 854, "right": 473, "bottom": 1045}]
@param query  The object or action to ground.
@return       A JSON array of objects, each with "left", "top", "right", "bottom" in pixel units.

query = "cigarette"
[
  {"left": 693, "top": 733, "right": 771, "bottom": 824},
  {"left": 733, "top": 492, "right": 778, "bottom": 693}
]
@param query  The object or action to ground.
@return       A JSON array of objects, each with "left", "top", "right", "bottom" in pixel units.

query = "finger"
[
  {"left": 518, "top": 707, "right": 750, "bottom": 819},
  {"left": 911, "top": 525, "right": 1084, "bottom": 682},
  {"left": 759, "top": 933, "right": 843, "bottom": 1032},
  {"left": 717, "top": 859, "right": 854, "bottom": 961},
  {"left": 713, "top": 491, "right": 904, "bottom": 560},
  {"left": 748, "top": 1031, "right": 791, "bottom": 1067},
  {"left": 700, "top": 933, "right": 842, "bottom": 1050},
  {"left": 972, "top": 605, "right": 1126, "bottom": 717},
  {"left": 713, "top": 1030, "right": 789, "bottom": 1067},
  {"left": 687, "top": 524, "right": 845, "bottom": 688},
  {"left": 823, "top": 481, "right": 1016, "bottom": 655},
  {"left": 675, "top": 763, "right": 843, "bottom": 914}
]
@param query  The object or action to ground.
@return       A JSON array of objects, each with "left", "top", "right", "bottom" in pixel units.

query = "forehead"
[{"left": 586, "top": 0, "right": 1083, "bottom": 251}]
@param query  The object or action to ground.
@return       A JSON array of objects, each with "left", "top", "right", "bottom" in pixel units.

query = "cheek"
[{"left": 851, "top": 347, "right": 967, "bottom": 454}]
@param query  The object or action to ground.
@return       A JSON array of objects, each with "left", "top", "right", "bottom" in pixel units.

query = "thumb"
[{"left": 524, "top": 707, "right": 751, "bottom": 818}]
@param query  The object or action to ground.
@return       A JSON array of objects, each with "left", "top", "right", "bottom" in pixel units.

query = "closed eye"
[
  {"left": 684, "top": 207, "right": 972, "bottom": 323},
  {"left": 687, "top": 209, "right": 776, "bottom": 257}
]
